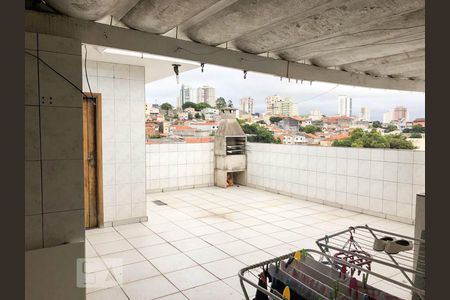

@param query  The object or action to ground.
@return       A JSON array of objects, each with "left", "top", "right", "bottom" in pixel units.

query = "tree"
[
  {"left": 160, "top": 102, "right": 172, "bottom": 111},
  {"left": 332, "top": 129, "right": 415, "bottom": 149},
  {"left": 241, "top": 123, "right": 279, "bottom": 143},
  {"left": 303, "top": 125, "right": 322, "bottom": 134},
  {"left": 194, "top": 112, "right": 201, "bottom": 119},
  {"left": 237, "top": 118, "right": 246, "bottom": 125},
  {"left": 216, "top": 97, "right": 226, "bottom": 109},
  {"left": 269, "top": 116, "right": 283, "bottom": 123},
  {"left": 196, "top": 102, "right": 211, "bottom": 111},
  {"left": 227, "top": 100, "right": 234, "bottom": 108},
  {"left": 384, "top": 124, "right": 398, "bottom": 133},
  {"left": 410, "top": 132, "right": 422, "bottom": 138},
  {"left": 403, "top": 125, "right": 425, "bottom": 134},
  {"left": 182, "top": 101, "right": 196, "bottom": 110},
  {"left": 372, "top": 121, "right": 382, "bottom": 128}
]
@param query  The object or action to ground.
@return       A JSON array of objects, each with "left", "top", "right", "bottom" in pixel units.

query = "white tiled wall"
[
  {"left": 247, "top": 143, "right": 425, "bottom": 224},
  {"left": 145, "top": 143, "right": 214, "bottom": 192},
  {"left": 83, "top": 60, "right": 146, "bottom": 224},
  {"left": 25, "top": 33, "right": 85, "bottom": 250}
]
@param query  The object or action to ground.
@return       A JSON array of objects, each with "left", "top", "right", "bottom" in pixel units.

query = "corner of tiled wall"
[
  {"left": 146, "top": 142, "right": 215, "bottom": 193},
  {"left": 26, "top": 32, "right": 85, "bottom": 250},
  {"left": 82, "top": 60, "right": 146, "bottom": 224}
]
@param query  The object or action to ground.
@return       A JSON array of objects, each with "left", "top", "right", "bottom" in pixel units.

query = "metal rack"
[
  {"left": 238, "top": 249, "right": 406, "bottom": 300},
  {"left": 316, "top": 225, "right": 426, "bottom": 300}
]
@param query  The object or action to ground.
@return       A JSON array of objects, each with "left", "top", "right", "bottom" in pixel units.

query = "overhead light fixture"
[{"left": 102, "top": 48, "right": 199, "bottom": 66}]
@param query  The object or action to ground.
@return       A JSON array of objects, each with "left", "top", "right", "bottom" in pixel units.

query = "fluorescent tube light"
[{"left": 102, "top": 48, "right": 199, "bottom": 65}]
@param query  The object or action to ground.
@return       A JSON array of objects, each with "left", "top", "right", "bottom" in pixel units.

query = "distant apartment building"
[
  {"left": 383, "top": 106, "right": 409, "bottom": 123},
  {"left": 309, "top": 108, "right": 322, "bottom": 121},
  {"left": 392, "top": 106, "right": 409, "bottom": 121},
  {"left": 338, "top": 95, "right": 352, "bottom": 117},
  {"left": 279, "top": 97, "right": 298, "bottom": 116},
  {"left": 197, "top": 85, "right": 216, "bottom": 106},
  {"left": 265, "top": 95, "right": 283, "bottom": 115},
  {"left": 145, "top": 104, "right": 161, "bottom": 121},
  {"left": 240, "top": 97, "right": 255, "bottom": 114},
  {"left": 201, "top": 107, "right": 220, "bottom": 121},
  {"left": 178, "top": 84, "right": 194, "bottom": 108},
  {"left": 360, "top": 107, "right": 370, "bottom": 121},
  {"left": 265, "top": 95, "right": 298, "bottom": 116}
]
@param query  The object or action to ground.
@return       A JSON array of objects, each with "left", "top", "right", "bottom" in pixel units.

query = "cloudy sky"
[{"left": 145, "top": 64, "right": 425, "bottom": 121}]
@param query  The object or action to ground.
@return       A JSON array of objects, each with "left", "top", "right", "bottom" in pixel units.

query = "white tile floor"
[{"left": 86, "top": 186, "right": 416, "bottom": 300}]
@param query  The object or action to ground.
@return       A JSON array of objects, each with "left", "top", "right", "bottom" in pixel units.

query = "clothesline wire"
[{"left": 297, "top": 84, "right": 340, "bottom": 103}]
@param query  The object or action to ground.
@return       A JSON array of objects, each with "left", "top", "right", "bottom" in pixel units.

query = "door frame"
[{"left": 83, "top": 93, "right": 104, "bottom": 228}]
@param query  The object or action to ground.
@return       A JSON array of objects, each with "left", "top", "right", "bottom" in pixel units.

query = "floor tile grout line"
[{"left": 86, "top": 186, "right": 412, "bottom": 299}]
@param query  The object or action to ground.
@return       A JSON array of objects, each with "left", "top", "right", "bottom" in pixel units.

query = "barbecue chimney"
[{"left": 214, "top": 107, "right": 247, "bottom": 188}]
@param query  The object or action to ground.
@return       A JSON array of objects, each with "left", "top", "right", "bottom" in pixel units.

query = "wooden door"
[{"left": 83, "top": 94, "right": 103, "bottom": 228}]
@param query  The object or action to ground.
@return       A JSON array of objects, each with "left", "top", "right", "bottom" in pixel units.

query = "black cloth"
[{"left": 253, "top": 272, "right": 269, "bottom": 300}]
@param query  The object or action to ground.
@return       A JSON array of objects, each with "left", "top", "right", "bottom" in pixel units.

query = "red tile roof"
[
  {"left": 323, "top": 133, "right": 349, "bottom": 141},
  {"left": 184, "top": 137, "right": 213, "bottom": 143},
  {"left": 306, "top": 133, "right": 319, "bottom": 139},
  {"left": 173, "top": 125, "right": 194, "bottom": 131}
]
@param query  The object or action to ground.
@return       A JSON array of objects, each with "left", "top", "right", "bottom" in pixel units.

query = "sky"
[{"left": 145, "top": 64, "right": 425, "bottom": 121}]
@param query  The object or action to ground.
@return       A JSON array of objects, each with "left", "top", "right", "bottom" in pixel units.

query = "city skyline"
[{"left": 145, "top": 65, "right": 425, "bottom": 121}]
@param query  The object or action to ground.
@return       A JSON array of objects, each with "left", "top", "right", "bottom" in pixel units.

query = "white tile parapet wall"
[
  {"left": 145, "top": 142, "right": 424, "bottom": 224},
  {"left": 146, "top": 143, "right": 214, "bottom": 192},
  {"left": 246, "top": 143, "right": 425, "bottom": 224}
]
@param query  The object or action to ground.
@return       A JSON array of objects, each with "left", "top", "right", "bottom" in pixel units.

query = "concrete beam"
[
  {"left": 121, "top": 0, "right": 220, "bottom": 34},
  {"left": 25, "top": 11, "right": 424, "bottom": 92},
  {"left": 277, "top": 9, "right": 424, "bottom": 62},
  {"left": 44, "top": 0, "right": 136, "bottom": 21},
  {"left": 309, "top": 31, "right": 424, "bottom": 67},
  {"left": 365, "top": 58, "right": 424, "bottom": 77},
  {"left": 341, "top": 50, "right": 424, "bottom": 73},
  {"left": 185, "top": 0, "right": 331, "bottom": 46},
  {"left": 394, "top": 69, "right": 425, "bottom": 80},
  {"left": 235, "top": 0, "right": 424, "bottom": 54}
]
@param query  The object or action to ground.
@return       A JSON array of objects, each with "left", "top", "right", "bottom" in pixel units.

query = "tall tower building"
[
  {"left": 240, "top": 97, "right": 255, "bottom": 114},
  {"left": 178, "top": 84, "right": 193, "bottom": 108},
  {"left": 197, "top": 85, "right": 216, "bottom": 107},
  {"left": 391, "top": 106, "right": 409, "bottom": 121},
  {"left": 279, "top": 97, "right": 298, "bottom": 117},
  {"left": 360, "top": 107, "right": 370, "bottom": 121},
  {"left": 338, "top": 95, "right": 352, "bottom": 117},
  {"left": 265, "top": 95, "right": 283, "bottom": 115}
]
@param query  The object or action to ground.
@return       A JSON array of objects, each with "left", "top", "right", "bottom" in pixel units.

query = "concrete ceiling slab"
[{"left": 32, "top": 0, "right": 426, "bottom": 84}]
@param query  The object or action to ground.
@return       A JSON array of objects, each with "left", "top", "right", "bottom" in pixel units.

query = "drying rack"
[
  {"left": 238, "top": 249, "right": 407, "bottom": 300},
  {"left": 316, "top": 225, "right": 425, "bottom": 300}
]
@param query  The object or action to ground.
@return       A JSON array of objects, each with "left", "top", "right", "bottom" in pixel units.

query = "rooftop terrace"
[{"left": 85, "top": 186, "right": 415, "bottom": 300}]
